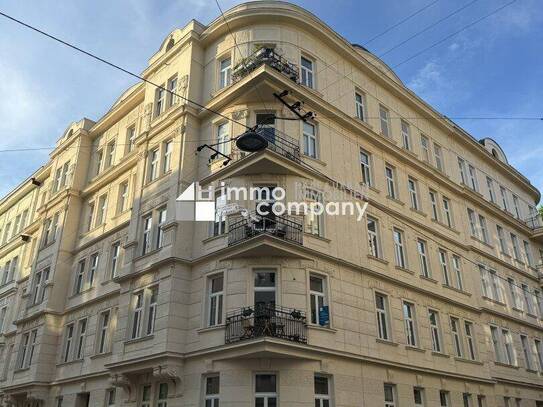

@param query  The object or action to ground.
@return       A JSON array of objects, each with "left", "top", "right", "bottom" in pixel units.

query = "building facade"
[{"left": 1, "top": 1, "right": 543, "bottom": 406}]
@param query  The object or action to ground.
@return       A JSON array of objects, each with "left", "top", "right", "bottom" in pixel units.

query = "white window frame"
[
  {"left": 208, "top": 273, "right": 224, "bottom": 327},
  {"left": 385, "top": 165, "right": 396, "bottom": 199},
  {"left": 162, "top": 140, "right": 173, "bottom": 174},
  {"left": 97, "top": 309, "right": 111, "bottom": 354},
  {"left": 408, "top": 177, "right": 419, "bottom": 210},
  {"left": 379, "top": 105, "right": 390, "bottom": 137},
  {"left": 464, "top": 321, "right": 477, "bottom": 360},
  {"left": 303, "top": 121, "right": 318, "bottom": 159},
  {"left": 393, "top": 228, "right": 406, "bottom": 269},
  {"left": 438, "top": 249, "right": 450, "bottom": 286},
  {"left": 417, "top": 239, "right": 430, "bottom": 278},
  {"left": 300, "top": 56, "right": 314, "bottom": 88},
  {"left": 450, "top": 316, "right": 463, "bottom": 357},
  {"left": 219, "top": 57, "right": 232, "bottom": 89},
  {"left": 355, "top": 92, "right": 366, "bottom": 121},
  {"left": 204, "top": 375, "right": 220, "bottom": 407},
  {"left": 403, "top": 301, "right": 418, "bottom": 347},
  {"left": 314, "top": 375, "right": 331, "bottom": 407},
  {"left": 309, "top": 274, "right": 328, "bottom": 326},
  {"left": 367, "top": 216, "right": 381, "bottom": 258},
  {"left": 429, "top": 309, "right": 442, "bottom": 353},
  {"left": 360, "top": 149, "right": 372, "bottom": 187},
  {"left": 433, "top": 143, "right": 443, "bottom": 171},
  {"left": 401, "top": 120, "right": 411, "bottom": 150},
  {"left": 375, "top": 292, "right": 391, "bottom": 341}
]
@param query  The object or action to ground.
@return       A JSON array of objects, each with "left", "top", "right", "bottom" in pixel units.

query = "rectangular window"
[
  {"left": 54, "top": 167, "right": 62, "bottom": 192},
  {"left": 314, "top": 375, "right": 331, "bottom": 407},
  {"left": 213, "top": 193, "right": 227, "bottom": 236},
  {"left": 155, "top": 86, "right": 165, "bottom": 117},
  {"left": 131, "top": 291, "right": 144, "bottom": 339},
  {"left": 146, "top": 286, "right": 158, "bottom": 335},
  {"left": 97, "top": 310, "right": 111, "bottom": 354},
  {"left": 508, "top": 278, "right": 521, "bottom": 309},
  {"left": 401, "top": 120, "right": 411, "bottom": 150},
  {"left": 310, "top": 274, "right": 328, "bottom": 326},
  {"left": 429, "top": 309, "right": 442, "bottom": 352},
  {"left": 385, "top": 165, "right": 396, "bottom": 199},
  {"left": 360, "top": 149, "right": 372, "bottom": 186},
  {"left": 420, "top": 135, "right": 430, "bottom": 163},
  {"left": 414, "top": 387, "right": 425, "bottom": 407},
  {"left": 208, "top": 274, "right": 224, "bottom": 327},
  {"left": 408, "top": 177, "right": 419, "bottom": 210},
  {"left": 393, "top": 228, "right": 406, "bottom": 268},
  {"left": 26, "top": 329, "right": 37, "bottom": 368},
  {"left": 301, "top": 56, "right": 314, "bottom": 88},
  {"left": 32, "top": 267, "right": 50, "bottom": 304},
  {"left": 355, "top": 92, "right": 366, "bottom": 121},
  {"left": 417, "top": 239, "right": 430, "bottom": 278},
  {"left": 486, "top": 177, "right": 496, "bottom": 203},
  {"left": 142, "top": 215, "right": 153, "bottom": 255},
  {"left": 403, "top": 301, "right": 417, "bottom": 347},
  {"left": 440, "top": 391, "right": 450, "bottom": 407},
  {"left": 254, "top": 270, "right": 276, "bottom": 310},
  {"left": 219, "top": 57, "right": 231, "bottom": 88},
  {"left": 429, "top": 190, "right": 439, "bottom": 221},
  {"left": 106, "top": 389, "right": 116, "bottom": 407},
  {"left": 141, "top": 385, "right": 152, "bottom": 407},
  {"left": 117, "top": 181, "right": 129, "bottom": 214},
  {"left": 523, "top": 241, "right": 533, "bottom": 266},
  {"left": 521, "top": 334, "right": 533, "bottom": 370},
  {"left": 463, "top": 393, "right": 472, "bottom": 407},
  {"left": 442, "top": 198, "right": 452, "bottom": 227},
  {"left": 379, "top": 105, "right": 390, "bottom": 137},
  {"left": 464, "top": 321, "right": 476, "bottom": 360},
  {"left": 534, "top": 289, "right": 543, "bottom": 317},
  {"left": 500, "top": 186, "right": 509, "bottom": 211},
  {"left": 305, "top": 189, "right": 324, "bottom": 236},
  {"left": 95, "top": 149, "right": 103, "bottom": 176},
  {"left": 110, "top": 242, "right": 121, "bottom": 279},
  {"left": 105, "top": 140, "right": 115, "bottom": 169},
  {"left": 96, "top": 194, "right": 107, "bottom": 226},
  {"left": 167, "top": 75, "right": 178, "bottom": 107},
  {"left": 157, "top": 383, "right": 169, "bottom": 407},
  {"left": 458, "top": 157, "right": 467, "bottom": 184},
  {"left": 0, "top": 306, "right": 7, "bottom": 334},
  {"left": 217, "top": 123, "right": 230, "bottom": 156},
  {"left": 74, "top": 259, "right": 86, "bottom": 295},
  {"left": 303, "top": 122, "right": 317, "bottom": 158},
  {"left": 467, "top": 209, "right": 478, "bottom": 238},
  {"left": 512, "top": 195, "right": 521, "bottom": 219},
  {"left": 63, "top": 323, "right": 74, "bottom": 362},
  {"left": 502, "top": 328, "right": 516, "bottom": 365},
  {"left": 522, "top": 283, "right": 535, "bottom": 315},
  {"left": 496, "top": 225, "right": 508, "bottom": 254},
  {"left": 478, "top": 215, "right": 489, "bottom": 243},
  {"left": 148, "top": 148, "right": 160, "bottom": 181},
  {"left": 434, "top": 144, "right": 443, "bottom": 171},
  {"left": 438, "top": 249, "right": 450, "bottom": 286},
  {"left": 18, "top": 332, "right": 29, "bottom": 369},
  {"left": 156, "top": 207, "right": 167, "bottom": 249},
  {"left": 162, "top": 140, "right": 173, "bottom": 173},
  {"left": 86, "top": 202, "right": 95, "bottom": 232},
  {"left": 468, "top": 165, "right": 478, "bottom": 191},
  {"left": 384, "top": 384, "right": 396, "bottom": 407},
  {"left": 367, "top": 217, "right": 381, "bottom": 258},
  {"left": 126, "top": 125, "right": 136, "bottom": 153},
  {"left": 74, "top": 318, "right": 87, "bottom": 359},
  {"left": 88, "top": 253, "right": 99, "bottom": 287},
  {"left": 511, "top": 233, "right": 521, "bottom": 261},
  {"left": 205, "top": 375, "right": 220, "bottom": 407},
  {"left": 375, "top": 292, "right": 390, "bottom": 341},
  {"left": 450, "top": 317, "right": 463, "bottom": 357},
  {"left": 255, "top": 373, "right": 277, "bottom": 406},
  {"left": 452, "top": 255, "right": 463, "bottom": 290},
  {"left": 534, "top": 339, "right": 543, "bottom": 371}
]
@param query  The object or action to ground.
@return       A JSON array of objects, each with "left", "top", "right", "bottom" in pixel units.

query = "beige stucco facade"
[{"left": 1, "top": 2, "right": 543, "bottom": 406}]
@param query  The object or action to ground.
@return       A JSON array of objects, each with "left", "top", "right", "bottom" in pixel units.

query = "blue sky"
[{"left": 0, "top": 0, "right": 541, "bottom": 200}]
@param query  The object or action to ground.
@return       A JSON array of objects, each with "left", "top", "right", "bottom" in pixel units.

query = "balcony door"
[{"left": 254, "top": 270, "right": 276, "bottom": 313}]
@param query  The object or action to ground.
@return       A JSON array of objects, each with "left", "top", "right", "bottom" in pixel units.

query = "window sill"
[
  {"left": 395, "top": 266, "right": 414, "bottom": 275},
  {"left": 308, "top": 324, "right": 337, "bottom": 333},
  {"left": 454, "top": 357, "right": 483, "bottom": 365},
  {"left": 145, "top": 171, "right": 171, "bottom": 188},
  {"left": 202, "top": 234, "right": 226, "bottom": 244},
  {"left": 56, "top": 358, "right": 84, "bottom": 367},
  {"left": 302, "top": 154, "right": 327, "bottom": 167},
  {"left": 367, "top": 255, "right": 388, "bottom": 265},
  {"left": 376, "top": 338, "right": 398, "bottom": 346},
  {"left": 409, "top": 208, "right": 426, "bottom": 217},
  {"left": 431, "top": 351, "right": 450, "bottom": 358},
  {"left": 405, "top": 345, "right": 425, "bottom": 353},
  {"left": 124, "top": 334, "right": 154, "bottom": 345},
  {"left": 90, "top": 351, "right": 112, "bottom": 360},
  {"left": 526, "top": 368, "right": 539, "bottom": 374},
  {"left": 197, "top": 325, "right": 225, "bottom": 334},
  {"left": 420, "top": 275, "right": 438, "bottom": 284},
  {"left": 494, "top": 361, "right": 519, "bottom": 369},
  {"left": 305, "top": 233, "right": 331, "bottom": 243},
  {"left": 14, "top": 367, "right": 30, "bottom": 373},
  {"left": 134, "top": 247, "right": 162, "bottom": 262},
  {"left": 386, "top": 196, "right": 404, "bottom": 206},
  {"left": 69, "top": 286, "right": 95, "bottom": 300},
  {"left": 366, "top": 185, "right": 380, "bottom": 194},
  {"left": 482, "top": 296, "right": 506, "bottom": 306},
  {"left": 442, "top": 284, "right": 471, "bottom": 296},
  {"left": 470, "top": 237, "right": 494, "bottom": 249}
]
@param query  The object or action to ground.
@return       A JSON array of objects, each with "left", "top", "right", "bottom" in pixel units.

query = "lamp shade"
[{"left": 235, "top": 130, "right": 268, "bottom": 152}]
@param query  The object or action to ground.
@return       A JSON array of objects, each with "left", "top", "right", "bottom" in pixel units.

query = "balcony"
[
  {"left": 228, "top": 211, "right": 303, "bottom": 246},
  {"left": 225, "top": 305, "right": 307, "bottom": 344},
  {"left": 525, "top": 211, "right": 543, "bottom": 229},
  {"left": 229, "top": 128, "right": 301, "bottom": 163},
  {"left": 232, "top": 47, "right": 299, "bottom": 84}
]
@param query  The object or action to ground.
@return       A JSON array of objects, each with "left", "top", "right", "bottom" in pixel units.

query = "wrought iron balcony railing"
[
  {"left": 232, "top": 47, "right": 299, "bottom": 83},
  {"left": 524, "top": 211, "right": 543, "bottom": 230},
  {"left": 225, "top": 304, "right": 307, "bottom": 344},
  {"left": 228, "top": 211, "right": 303, "bottom": 246}
]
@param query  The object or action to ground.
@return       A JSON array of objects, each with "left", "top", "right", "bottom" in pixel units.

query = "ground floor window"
[
  {"left": 205, "top": 375, "right": 220, "bottom": 407},
  {"left": 314, "top": 375, "right": 331, "bottom": 407},
  {"left": 255, "top": 373, "right": 277, "bottom": 407}
]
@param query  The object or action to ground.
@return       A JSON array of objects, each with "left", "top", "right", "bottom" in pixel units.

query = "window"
[
  {"left": 468, "top": 165, "right": 478, "bottom": 191},
  {"left": 478, "top": 215, "right": 489, "bottom": 243},
  {"left": 142, "top": 215, "right": 152, "bottom": 255},
  {"left": 74, "top": 259, "right": 86, "bottom": 295},
  {"left": 155, "top": 87, "right": 166, "bottom": 117},
  {"left": 521, "top": 334, "right": 533, "bottom": 370},
  {"left": 496, "top": 225, "right": 508, "bottom": 254},
  {"left": 54, "top": 167, "right": 62, "bottom": 192},
  {"left": 408, "top": 177, "right": 419, "bottom": 210},
  {"left": 450, "top": 317, "right": 463, "bottom": 357},
  {"left": 393, "top": 228, "right": 406, "bottom": 268},
  {"left": 204, "top": 375, "right": 220, "bottom": 407},
  {"left": 401, "top": 120, "right": 411, "bottom": 150},
  {"left": 403, "top": 301, "right": 417, "bottom": 347},
  {"left": 458, "top": 158, "right": 467, "bottom": 184},
  {"left": 146, "top": 286, "right": 158, "bottom": 335},
  {"left": 141, "top": 385, "right": 152, "bottom": 407},
  {"left": 106, "top": 389, "right": 116, "bottom": 406},
  {"left": 463, "top": 393, "right": 472, "bottom": 407},
  {"left": 126, "top": 125, "right": 136, "bottom": 153},
  {"left": 440, "top": 391, "right": 450, "bottom": 407},
  {"left": 486, "top": 177, "right": 496, "bottom": 203},
  {"left": 255, "top": 373, "right": 277, "bottom": 406},
  {"left": 522, "top": 283, "right": 535, "bottom": 315},
  {"left": 429, "top": 309, "right": 442, "bottom": 352},
  {"left": 467, "top": 209, "right": 478, "bottom": 237},
  {"left": 480, "top": 266, "right": 502, "bottom": 302},
  {"left": 216, "top": 123, "right": 230, "bottom": 156},
  {"left": 385, "top": 165, "right": 396, "bottom": 199},
  {"left": 434, "top": 144, "right": 443, "bottom": 171},
  {"left": 74, "top": 318, "right": 87, "bottom": 359},
  {"left": 367, "top": 217, "right": 381, "bottom": 258},
  {"left": 464, "top": 321, "right": 476, "bottom": 360},
  {"left": 512, "top": 195, "right": 521, "bottom": 219},
  {"left": 534, "top": 339, "right": 543, "bottom": 371},
  {"left": 148, "top": 148, "right": 160, "bottom": 181},
  {"left": 429, "top": 190, "right": 439, "bottom": 221},
  {"left": 0, "top": 306, "right": 7, "bottom": 334},
  {"left": 254, "top": 270, "right": 276, "bottom": 310},
  {"left": 500, "top": 186, "right": 509, "bottom": 211},
  {"left": 314, "top": 375, "right": 331, "bottom": 407},
  {"left": 420, "top": 135, "right": 430, "bottom": 162},
  {"left": 219, "top": 57, "right": 231, "bottom": 88},
  {"left": 131, "top": 292, "right": 144, "bottom": 339},
  {"left": 86, "top": 202, "right": 95, "bottom": 232},
  {"left": 511, "top": 233, "right": 521, "bottom": 261},
  {"left": 452, "top": 255, "right": 463, "bottom": 290},
  {"left": 438, "top": 249, "right": 450, "bottom": 286},
  {"left": 301, "top": 56, "right": 314, "bottom": 88},
  {"left": 162, "top": 140, "right": 173, "bottom": 173},
  {"left": 97, "top": 310, "right": 111, "bottom": 354},
  {"left": 117, "top": 181, "right": 129, "bottom": 214},
  {"left": 167, "top": 75, "right": 178, "bottom": 107},
  {"left": 442, "top": 198, "right": 452, "bottom": 227},
  {"left": 534, "top": 289, "right": 543, "bottom": 317},
  {"left": 417, "top": 239, "right": 430, "bottom": 278},
  {"left": 414, "top": 387, "right": 425, "bottom": 407},
  {"left": 110, "top": 242, "right": 121, "bottom": 279},
  {"left": 156, "top": 207, "right": 167, "bottom": 249},
  {"left": 88, "top": 253, "right": 99, "bottom": 287},
  {"left": 213, "top": 193, "right": 227, "bottom": 236},
  {"left": 157, "top": 383, "right": 168, "bottom": 407},
  {"left": 18, "top": 331, "right": 30, "bottom": 369},
  {"left": 384, "top": 384, "right": 396, "bottom": 407},
  {"left": 32, "top": 267, "right": 50, "bottom": 304},
  {"left": 303, "top": 122, "right": 317, "bottom": 158},
  {"left": 56, "top": 397, "right": 63, "bottom": 407},
  {"left": 523, "top": 241, "right": 533, "bottom": 266},
  {"left": 360, "top": 149, "right": 372, "bottom": 186},
  {"left": 502, "top": 328, "right": 516, "bottom": 365},
  {"left": 477, "top": 395, "right": 486, "bottom": 407},
  {"left": 355, "top": 92, "right": 366, "bottom": 121},
  {"left": 305, "top": 189, "right": 324, "bottom": 236},
  {"left": 379, "top": 105, "right": 390, "bottom": 137},
  {"left": 375, "top": 292, "right": 390, "bottom": 341},
  {"left": 208, "top": 274, "right": 224, "bottom": 327},
  {"left": 62, "top": 323, "right": 74, "bottom": 363},
  {"left": 310, "top": 274, "right": 328, "bottom": 326},
  {"left": 105, "top": 140, "right": 116, "bottom": 169},
  {"left": 95, "top": 149, "right": 104, "bottom": 176},
  {"left": 96, "top": 194, "right": 107, "bottom": 226}
]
